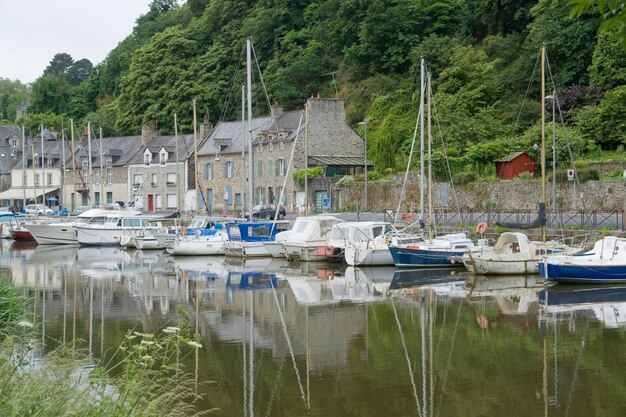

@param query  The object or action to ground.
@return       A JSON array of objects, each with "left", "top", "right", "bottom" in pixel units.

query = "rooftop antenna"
[{"left": 322, "top": 71, "right": 339, "bottom": 96}]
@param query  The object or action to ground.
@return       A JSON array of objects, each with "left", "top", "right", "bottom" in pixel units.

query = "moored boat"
[
  {"left": 389, "top": 232, "right": 478, "bottom": 268},
  {"left": 539, "top": 236, "right": 626, "bottom": 284}
]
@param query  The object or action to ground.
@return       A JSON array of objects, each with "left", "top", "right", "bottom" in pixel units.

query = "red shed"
[{"left": 495, "top": 152, "right": 536, "bottom": 180}]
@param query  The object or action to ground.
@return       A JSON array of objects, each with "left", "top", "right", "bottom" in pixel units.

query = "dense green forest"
[{"left": 0, "top": 0, "right": 625, "bottom": 178}]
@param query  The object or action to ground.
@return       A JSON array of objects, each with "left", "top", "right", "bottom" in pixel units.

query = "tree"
[
  {"left": 576, "top": 85, "right": 626, "bottom": 150},
  {"left": 43, "top": 53, "right": 74, "bottom": 76},
  {"left": 30, "top": 74, "right": 72, "bottom": 115},
  {"left": 0, "top": 78, "right": 30, "bottom": 121},
  {"left": 570, "top": 0, "right": 626, "bottom": 47},
  {"left": 66, "top": 59, "right": 93, "bottom": 86},
  {"left": 589, "top": 29, "right": 626, "bottom": 90}
]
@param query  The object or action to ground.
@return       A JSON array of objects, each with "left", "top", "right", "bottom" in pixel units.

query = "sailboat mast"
[
  {"left": 21, "top": 125, "right": 25, "bottom": 210},
  {"left": 99, "top": 127, "right": 104, "bottom": 205},
  {"left": 61, "top": 122, "right": 66, "bottom": 209},
  {"left": 242, "top": 86, "right": 246, "bottom": 213},
  {"left": 71, "top": 119, "right": 76, "bottom": 211},
  {"left": 246, "top": 37, "right": 254, "bottom": 216},
  {"left": 41, "top": 124, "right": 46, "bottom": 205},
  {"left": 193, "top": 99, "right": 199, "bottom": 213},
  {"left": 427, "top": 72, "right": 433, "bottom": 241},
  {"left": 174, "top": 114, "right": 181, "bottom": 211},
  {"left": 87, "top": 121, "right": 93, "bottom": 204},
  {"left": 541, "top": 45, "right": 547, "bottom": 242},
  {"left": 419, "top": 57, "right": 426, "bottom": 223}
]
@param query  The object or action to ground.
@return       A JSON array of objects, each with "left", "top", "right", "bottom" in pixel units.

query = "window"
[
  {"left": 267, "top": 160, "right": 273, "bottom": 177},
  {"left": 235, "top": 193, "right": 241, "bottom": 206},
  {"left": 222, "top": 161, "right": 227, "bottom": 177},
  {"left": 278, "top": 159, "right": 286, "bottom": 176},
  {"left": 106, "top": 192, "right": 113, "bottom": 204},
  {"left": 203, "top": 163, "right": 209, "bottom": 180},
  {"left": 143, "top": 151, "right": 151, "bottom": 166},
  {"left": 225, "top": 185, "right": 232, "bottom": 204},
  {"left": 209, "top": 162, "right": 214, "bottom": 180},
  {"left": 159, "top": 151, "right": 167, "bottom": 165},
  {"left": 105, "top": 156, "right": 112, "bottom": 167},
  {"left": 107, "top": 168, "right": 112, "bottom": 185},
  {"left": 46, "top": 157, "right": 53, "bottom": 168},
  {"left": 46, "top": 173, "right": 52, "bottom": 186},
  {"left": 81, "top": 159, "right": 88, "bottom": 171},
  {"left": 151, "top": 173, "right": 158, "bottom": 185},
  {"left": 229, "top": 161, "right": 234, "bottom": 177},
  {"left": 95, "top": 171, "right": 101, "bottom": 185},
  {"left": 155, "top": 194, "right": 162, "bottom": 209},
  {"left": 133, "top": 174, "right": 142, "bottom": 184},
  {"left": 35, "top": 174, "right": 40, "bottom": 186},
  {"left": 167, "top": 172, "right": 176, "bottom": 185},
  {"left": 95, "top": 192, "right": 100, "bottom": 206},
  {"left": 166, "top": 194, "right": 176, "bottom": 208},
  {"left": 257, "top": 160, "right": 263, "bottom": 177}
]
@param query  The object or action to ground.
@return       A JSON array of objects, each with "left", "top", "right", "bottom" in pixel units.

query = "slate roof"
[
  {"left": 127, "top": 134, "right": 196, "bottom": 165},
  {"left": 197, "top": 109, "right": 305, "bottom": 157}
]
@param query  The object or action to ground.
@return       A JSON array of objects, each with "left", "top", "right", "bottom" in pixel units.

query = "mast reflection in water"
[{"left": 3, "top": 239, "right": 626, "bottom": 416}]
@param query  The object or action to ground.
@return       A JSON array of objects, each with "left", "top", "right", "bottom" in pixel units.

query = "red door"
[{"left": 148, "top": 194, "right": 154, "bottom": 212}]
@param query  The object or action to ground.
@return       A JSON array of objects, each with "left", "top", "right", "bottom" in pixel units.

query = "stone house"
[
  {"left": 196, "top": 98, "right": 367, "bottom": 214},
  {"left": 0, "top": 125, "right": 23, "bottom": 194},
  {"left": 64, "top": 134, "right": 145, "bottom": 209},
  {"left": 0, "top": 128, "right": 64, "bottom": 210},
  {"left": 126, "top": 125, "right": 198, "bottom": 213}
]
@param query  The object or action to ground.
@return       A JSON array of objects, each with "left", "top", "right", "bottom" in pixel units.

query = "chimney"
[
  {"left": 141, "top": 121, "right": 158, "bottom": 145},
  {"left": 271, "top": 102, "right": 283, "bottom": 118}
]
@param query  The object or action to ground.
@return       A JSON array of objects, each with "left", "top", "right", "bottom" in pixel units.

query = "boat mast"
[
  {"left": 246, "top": 37, "right": 254, "bottom": 216},
  {"left": 41, "top": 124, "right": 46, "bottom": 206},
  {"left": 70, "top": 119, "right": 76, "bottom": 211},
  {"left": 242, "top": 86, "right": 246, "bottom": 214},
  {"left": 419, "top": 57, "right": 426, "bottom": 225},
  {"left": 99, "top": 127, "right": 104, "bottom": 206},
  {"left": 193, "top": 99, "right": 199, "bottom": 213},
  {"left": 61, "top": 122, "right": 66, "bottom": 209},
  {"left": 427, "top": 71, "right": 433, "bottom": 241},
  {"left": 174, "top": 113, "right": 181, "bottom": 211},
  {"left": 21, "top": 125, "right": 25, "bottom": 210},
  {"left": 541, "top": 45, "right": 547, "bottom": 242},
  {"left": 87, "top": 121, "right": 93, "bottom": 205}
]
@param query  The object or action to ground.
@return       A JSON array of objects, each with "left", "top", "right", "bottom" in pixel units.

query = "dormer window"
[
  {"left": 143, "top": 149, "right": 152, "bottom": 166},
  {"left": 9, "top": 137, "right": 18, "bottom": 148},
  {"left": 159, "top": 149, "right": 167, "bottom": 165},
  {"left": 105, "top": 156, "right": 113, "bottom": 167}
]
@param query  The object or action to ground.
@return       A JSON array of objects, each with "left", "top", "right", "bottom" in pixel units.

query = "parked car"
[
  {"left": 24, "top": 204, "right": 54, "bottom": 215},
  {"left": 245, "top": 204, "right": 286, "bottom": 220}
]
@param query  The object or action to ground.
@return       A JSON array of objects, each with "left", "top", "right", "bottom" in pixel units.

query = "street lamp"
[
  {"left": 358, "top": 120, "right": 368, "bottom": 212},
  {"left": 545, "top": 91, "right": 556, "bottom": 210}
]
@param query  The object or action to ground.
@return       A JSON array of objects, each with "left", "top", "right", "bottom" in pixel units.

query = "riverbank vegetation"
[
  {"left": 0, "top": 277, "right": 209, "bottom": 417},
  {"left": 1, "top": 0, "right": 624, "bottom": 180}
]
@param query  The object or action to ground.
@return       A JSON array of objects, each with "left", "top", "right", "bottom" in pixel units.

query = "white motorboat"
[
  {"left": 282, "top": 215, "right": 344, "bottom": 261},
  {"left": 343, "top": 222, "right": 421, "bottom": 266},
  {"left": 26, "top": 208, "right": 139, "bottom": 245},
  {"left": 75, "top": 213, "right": 164, "bottom": 246}
]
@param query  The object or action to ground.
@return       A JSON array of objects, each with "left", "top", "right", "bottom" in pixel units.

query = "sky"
[{"left": 0, "top": 0, "right": 153, "bottom": 84}]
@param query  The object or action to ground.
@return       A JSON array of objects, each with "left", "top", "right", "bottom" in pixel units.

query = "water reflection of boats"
[
  {"left": 170, "top": 256, "right": 228, "bottom": 281},
  {"left": 10, "top": 240, "right": 38, "bottom": 251},
  {"left": 466, "top": 275, "right": 546, "bottom": 315},
  {"left": 390, "top": 268, "right": 463, "bottom": 290},
  {"left": 28, "top": 245, "right": 79, "bottom": 263},
  {"left": 539, "top": 285, "right": 626, "bottom": 328}
]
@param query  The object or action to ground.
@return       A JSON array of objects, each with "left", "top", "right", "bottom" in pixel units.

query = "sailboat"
[
  {"left": 460, "top": 46, "right": 580, "bottom": 275},
  {"left": 388, "top": 59, "right": 481, "bottom": 268}
]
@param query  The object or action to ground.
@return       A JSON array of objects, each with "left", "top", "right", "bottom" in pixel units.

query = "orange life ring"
[
  {"left": 475, "top": 222, "right": 488, "bottom": 235},
  {"left": 406, "top": 245, "right": 420, "bottom": 250},
  {"left": 182, "top": 226, "right": 188, "bottom": 236}
]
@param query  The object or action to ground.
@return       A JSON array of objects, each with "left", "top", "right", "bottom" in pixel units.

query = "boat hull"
[
  {"left": 284, "top": 241, "right": 329, "bottom": 262},
  {"left": 389, "top": 246, "right": 466, "bottom": 268},
  {"left": 27, "top": 223, "right": 78, "bottom": 245},
  {"left": 10, "top": 229, "right": 35, "bottom": 241},
  {"left": 464, "top": 257, "right": 540, "bottom": 275},
  {"left": 345, "top": 246, "right": 394, "bottom": 266},
  {"left": 539, "top": 261, "right": 626, "bottom": 284},
  {"left": 167, "top": 237, "right": 227, "bottom": 256}
]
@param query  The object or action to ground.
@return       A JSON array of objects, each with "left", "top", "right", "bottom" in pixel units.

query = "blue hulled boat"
[{"left": 539, "top": 236, "right": 626, "bottom": 284}]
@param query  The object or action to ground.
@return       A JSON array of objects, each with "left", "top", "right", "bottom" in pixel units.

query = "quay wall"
[{"left": 333, "top": 177, "right": 626, "bottom": 213}]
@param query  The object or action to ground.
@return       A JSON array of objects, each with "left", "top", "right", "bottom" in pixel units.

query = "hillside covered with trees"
[{"left": 1, "top": 0, "right": 624, "bottom": 179}]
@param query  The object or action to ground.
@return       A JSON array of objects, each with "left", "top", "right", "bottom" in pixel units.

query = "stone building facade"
[{"left": 196, "top": 98, "right": 366, "bottom": 214}]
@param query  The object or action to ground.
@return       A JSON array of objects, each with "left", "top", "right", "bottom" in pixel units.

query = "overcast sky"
[{"left": 0, "top": 0, "right": 153, "bottom": 84}]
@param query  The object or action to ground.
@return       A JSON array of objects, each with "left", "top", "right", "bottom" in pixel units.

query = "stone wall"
[{"left": 336, "top": 176, "right": 626, "bottom": 212}]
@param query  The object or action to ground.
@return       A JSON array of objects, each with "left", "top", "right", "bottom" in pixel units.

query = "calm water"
[{"left": 3, "top": 239, "right": 626, "bottom": 416}]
